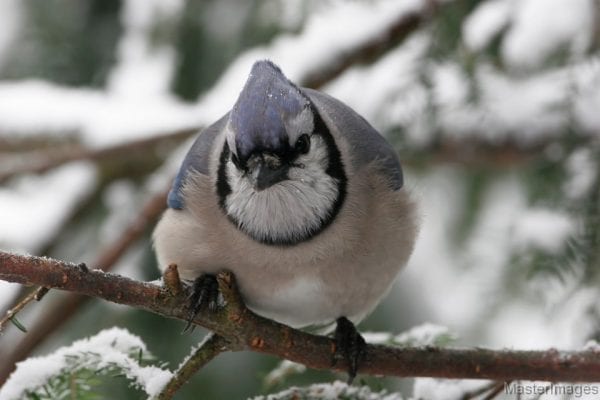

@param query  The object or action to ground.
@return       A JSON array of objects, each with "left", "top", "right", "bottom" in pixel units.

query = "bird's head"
[{"left": 217, "top": 60, "right": 347, "bottom": 246}]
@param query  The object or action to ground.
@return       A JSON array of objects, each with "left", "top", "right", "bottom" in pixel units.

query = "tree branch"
[
  {"left": 0, "top": 288, "right": 44, "bottom": 333},
  {"left": 0, "top": 127, "right": 197, "bottom": 184},
  {"left": 300, "top": 2, "right": 437, "bottom": 89},
  {"left": 0, "top": 187, "right": 169, "bottom": 383},
  {"left": 157, "top": 333, "right": 232, "bottom": 400},
  {"left": 2, "top": 250, "right": 600, "bottom": 383}
]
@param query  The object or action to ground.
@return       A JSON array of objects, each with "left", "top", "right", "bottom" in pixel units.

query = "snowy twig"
[
  {"left": 460, "top": 381, "right": 508, "bottom": 400},
  {"left": 0, "top": 187, "right": 169, "bottom": 383},
  {"left": 157, "top": 333, "right": 232, "bottom": 400},
  {"left": 480, "top": 382, "right": 507, "bottom": 400},
  {"left": 2, "top": 251, "right": 600, "bottom": 385},
  {"left": 300, "top": 2, "right": 436, "bottom": 89},
  {"left": 0, "top": 127, "right": 197, "bottom": 184},
  {"left": 0, "top": 287, "right": 46, "bottom": 333}
]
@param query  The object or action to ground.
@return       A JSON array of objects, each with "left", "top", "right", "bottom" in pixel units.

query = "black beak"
[{"left": 254, "top": 161, "right": 288, "bottom": 191}]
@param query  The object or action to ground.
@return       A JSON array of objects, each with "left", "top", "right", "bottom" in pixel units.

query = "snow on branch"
[
  {"left": 0, "top": 126, "right": 198, "bottom": 184},
  {"left": 0, "top": 327, "right": 172, "bottom": 400},
  {"left": 1, "top": 250, "right": 600, "bottom": 384}
]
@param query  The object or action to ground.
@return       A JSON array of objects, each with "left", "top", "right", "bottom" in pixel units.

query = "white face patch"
[
  {"left": 284, "top": 106, "right": 314, "bottom": 146},
  {"left": 224, "top": 135, "right": 339, "bottom": 244},
  {"left": 224, "top": 122, "right": 238, "bottom": 157}
]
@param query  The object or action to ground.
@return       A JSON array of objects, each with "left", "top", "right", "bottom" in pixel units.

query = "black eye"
[{"left": 295, "top": 134, "right": 311, "bottom": 154}]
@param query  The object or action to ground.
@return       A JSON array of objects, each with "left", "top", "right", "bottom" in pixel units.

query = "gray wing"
[
  {"left": 303, "top": 88, "right": 403, "bottom": 190},
  {"left": 167, "top": 114, "right": 229, "bottom": 209}
]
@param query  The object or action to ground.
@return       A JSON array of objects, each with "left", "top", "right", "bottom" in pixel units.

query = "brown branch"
[
  {"left": 2, "top": 251, "right": 600, "bottom": 383},
  {"left": 0, "top": 127, "right": 197, "bottom": 184},
  {"left": 0, "top": 289, "right": 39, "bottom": 333},
  {"left": 461, "top": 381, "right": 504, "bottom": 400},
  {"left": 415, "top": 139, "right": 541, "bottom": 168},
  {"left": 481, "top": 382, "right": 506, "bottom": 400},
  {"left": 0, "top": 187, "right": 169, "bottom": 384},
  {"left": 300, "top": 2, "right": 438, "bottom": 89},
  {"left": 157, "top": 333, "right": 232, "bottom": 400}
]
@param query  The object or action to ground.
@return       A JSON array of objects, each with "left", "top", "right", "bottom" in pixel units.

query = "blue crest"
[{"left": 229, "top": 60, "right": 310, "bottom": 161}]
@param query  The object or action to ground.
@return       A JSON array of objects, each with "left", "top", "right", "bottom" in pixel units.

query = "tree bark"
[{"left": 2, "top": 250, "right": 600, "bottom": 383}]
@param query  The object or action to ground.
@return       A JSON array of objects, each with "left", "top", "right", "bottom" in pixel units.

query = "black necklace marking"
[
  {"left": 306, "top": 105, "right": 347, "bottom": 240},
  {"left": 215, "top": 108, "right": 347, "bottom": 247},
  {"left": 216, "top": 143, "right": 232, "bottom": 210}
]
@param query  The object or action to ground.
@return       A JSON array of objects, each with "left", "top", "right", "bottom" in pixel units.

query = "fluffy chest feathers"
[
  {"left": 153, "top": 167, "right": 418, "bottom": 328},
  {"left": 223, "top": 135, "right": 340, "bottom": 245}
]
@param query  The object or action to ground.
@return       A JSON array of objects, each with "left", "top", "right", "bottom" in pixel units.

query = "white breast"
[
  {"left": 248, "top": 276, "right": 332, "bottom": 328},
  {"left": 153, "top": 166, "right": 419, "bottom": 329}
]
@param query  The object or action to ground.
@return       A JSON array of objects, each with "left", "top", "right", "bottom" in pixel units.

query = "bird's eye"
[{"left": 295, "top": 134, "right": 311, "bottom": 154}]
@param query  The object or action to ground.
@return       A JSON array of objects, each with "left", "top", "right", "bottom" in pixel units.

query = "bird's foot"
[
  {"left": 183, "top": 273, "right": 220, "bottom": 333},
  {"left": 332, "top": 316, "right": 366, "bottom": 384}
]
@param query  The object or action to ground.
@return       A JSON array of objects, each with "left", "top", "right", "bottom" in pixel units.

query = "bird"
[{"left": 153, "top": 60, "right": 418, "bottom": 381}]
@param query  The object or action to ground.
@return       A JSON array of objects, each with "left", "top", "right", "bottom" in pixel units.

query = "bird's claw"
[
  {"left": 183, "top": 274, "right": 220, "bottom": 333},
  {"left": 332, "top": 316, "right": 366, "bottom": 384}
]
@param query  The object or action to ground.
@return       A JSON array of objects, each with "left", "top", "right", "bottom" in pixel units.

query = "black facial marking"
[
  {"left": 230, "top": 152, "right": 243, "bottom": 170},
  {"left": 216, "top": 143, "right": 232, "bottom": 210},
  {"left": 215, "top": 103, "right": 347, "bottom": 247},
  {"left": 309, "top": 104, "right": 347, "bottom": 237}
]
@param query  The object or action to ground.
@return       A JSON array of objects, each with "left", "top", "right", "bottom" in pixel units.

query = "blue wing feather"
[
  {"left": 167, "top": 114, "right": 229, "bottom": 209},
  {"left": 303, "top": 89, "right": 403, "bottom": 190}
]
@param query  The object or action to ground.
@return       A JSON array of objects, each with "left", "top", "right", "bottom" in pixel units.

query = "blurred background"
[{"left": 0, "top": 0, "right": 599, "bottom": 398}]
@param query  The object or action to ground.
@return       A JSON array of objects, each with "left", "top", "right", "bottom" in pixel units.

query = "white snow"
[
  {"left": 0, "top": 327, "right": 172, "bottom": 400},
  {"left": 0, "top": 0, "right": 21, "bottom": 69},
  {"left": 584, "top": 340, "right": 600, "bottom": 351},
  {"left": 0, "top": 0, "right": 197, "bottom": 148},
  {"left": 393, "top": 323, "right": 454, "bottom": 346},
  {"left": 194, "top": 0, "right": 427, "bottom": 120},
  {"left": 0, "top": 0, "right": 429, "bottom": 151},
  {"left": 108, "top": 0, "right": 183, "bottom": 97},
  {"left": 434, "top": 65, "right": 571, "bottom": 144},
  {"left": 432, "top": 63, "right": 470, "bottom": 111},
  {"left": 1, "top": 0, "right": 598, "bottom": 151},
  {"left": 363, "top": 324, "right": 455, "bottom": 347},
  {"left": 0, "top": 80, "right": 201, "bottom": 147},
  {"left": 319, "top": 3, "right": 600, "bottom": 146},
  {"left": 254, "top": 380, "right": 404, "bottom": 400},
  {"left": 464, "top": 0, "right": 594, "bottom": 68},
  {"left": 463, "top": 0, "right": 511, "bottom": 52},
  {"left": 0, "top": 162, "right": 97, "bottom": 253},
  {"left": 324, "top": 34, "right": 429, "bottom": 136},
  {"left": 404, "top": 171, "right": 526, "bottom": 333},
  {"left": 502, "top": 0, "right": 594, "bottom": 68},
  {"left": 563, "top": 148, "right": 597, "bottom": 199},
  {"left": 572, "top": 58, "right": 600, "bottom": 133},
  {"left": 363, "top": 332, "right": 394, "bottom": 345},
  {"left": 401, "top": 167, "right": 584, "bottom": 350},
  {"left": 413, "top": 378, "right": 490, "bottom": 400},
  {"left": 485, "top": 287, "right": 600, "bottom": 349},
  {"left": 0, "top": 281, "right": 21, "bottom": 316},
  {"left": 100, "top": 180, "right": 141, "bottom": 243},
  {"left": 263, "top": 360, "right": 307, "bottom": 388},
  {"left": 510, "top": 209, "right": 574, "bottom": 254}
]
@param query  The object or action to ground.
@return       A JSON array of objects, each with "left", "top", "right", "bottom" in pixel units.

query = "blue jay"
[{"left": 153, "top": 60, "right": 418, "bottom": 380}]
